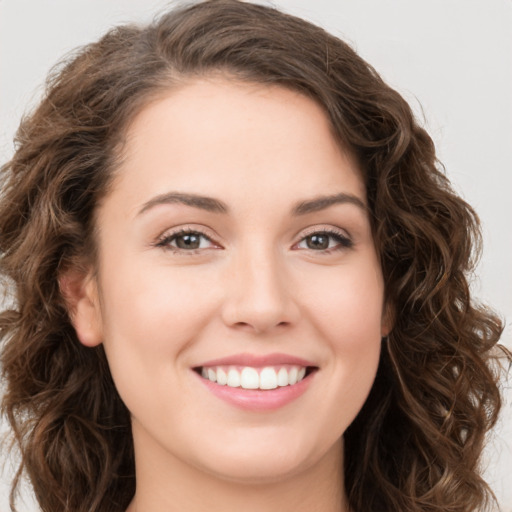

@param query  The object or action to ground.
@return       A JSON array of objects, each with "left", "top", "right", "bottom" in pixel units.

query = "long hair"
[{"left": 0, "top": 1, "right": 503, "bottom": 510}]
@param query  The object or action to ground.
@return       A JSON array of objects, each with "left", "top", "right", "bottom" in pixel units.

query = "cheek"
[
  {"left": 303, "top": 258, "right": 385, "bottom": 346},
  {"left": 96, "top": 263, "right": 219, "bottom": 403},
  {"left": 100, "top": 259, "right": 220, "bottom": 350},
  {"left": 97, "top": 279, "right": 209, "bottom": 427},
  {"left": 327, "top": 270, "right": 383, "bottom": 387},
  {"left": 300, "top": 261, "right": 384, "bottom": 426}
]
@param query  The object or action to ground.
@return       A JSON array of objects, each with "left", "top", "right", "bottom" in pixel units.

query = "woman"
[{"left": 0, "top": 1, "right": 505, "bottom": 511}]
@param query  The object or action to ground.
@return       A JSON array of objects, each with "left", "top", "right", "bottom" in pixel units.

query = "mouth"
[
  {"left": 191, "top": 352, "right": 319, "bottom": 410},
  {"left": 193, "top": 364, "right": 318, "bottom": 391}
]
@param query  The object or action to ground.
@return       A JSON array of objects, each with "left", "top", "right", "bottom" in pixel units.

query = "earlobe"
[
  {"left": 59, "top": 269, "right": 103, "bottom": 347},
  {"left": 381, "top": 302, "right": 395, "bottom": 338}
]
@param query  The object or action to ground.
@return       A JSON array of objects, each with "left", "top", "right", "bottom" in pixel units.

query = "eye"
[
  {"left": 296, "top": 230, "right": 353, "bottom": 252},
  {"left": 156, "top": 229, "right": 217, "bottom": 252}
]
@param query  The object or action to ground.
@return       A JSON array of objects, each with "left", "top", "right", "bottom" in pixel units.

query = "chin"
[
  {"left": 201, "top": 456, "right": 311, "bottom": 485},
  {"left": 191, "top": 436, "right": 330, "bottom": 485}
]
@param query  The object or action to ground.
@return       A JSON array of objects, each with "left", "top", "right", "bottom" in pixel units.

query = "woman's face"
[{"left": 76, "top": 78, "right": 389, "bottom": 483}]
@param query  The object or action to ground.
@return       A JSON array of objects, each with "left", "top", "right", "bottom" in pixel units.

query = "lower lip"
[{"left": 193, "top": 371, "right": 315, "bottom": 411}]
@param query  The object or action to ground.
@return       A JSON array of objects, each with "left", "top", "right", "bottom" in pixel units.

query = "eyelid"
[
  {"left": 298, "top": 225, "right": 351, "bottom": 239},
  {"left": 153, "top": 224, "right": 353, "bottom": 254},
  {"left": 154, "top": 225, "right": 223, "bottom": 252},
  {"left": 292, "top": 225, "right": 354, "bottom": 252}
]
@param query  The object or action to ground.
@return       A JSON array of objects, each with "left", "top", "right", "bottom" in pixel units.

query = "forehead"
[{"left": 107, "top": 78, "right": 365, "bottom": 216}]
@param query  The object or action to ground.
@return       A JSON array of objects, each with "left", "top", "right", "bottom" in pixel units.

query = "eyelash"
[
  {"left": 155, "top": 229, "right": 217, "bottom": 255},
  {"left": 155, "top": 228, "right": 353, "bottom": 255},
  {"left": 296, "top": 228, "right": 354, "bottom": 253}
]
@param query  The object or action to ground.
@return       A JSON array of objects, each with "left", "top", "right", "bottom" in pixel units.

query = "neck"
[{"left": 126, "top": 428, "right": 348, "bottom": 512}]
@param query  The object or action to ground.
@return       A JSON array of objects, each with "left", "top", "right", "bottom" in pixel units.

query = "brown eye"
[
  {"left": 305, "top": 234, "right": 330, "bottom": 250},
  {"left": 297, "top": 231, "right": 353, "bottom": 252},
  {"left": 175, "top": 233, "right": 202, "bottom": 249},
  {"left": 157, "top": 230, "right": 215, "bottom": 251}
]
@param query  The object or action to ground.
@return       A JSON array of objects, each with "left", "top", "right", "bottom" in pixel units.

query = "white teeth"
[
  {"left": 240, "top": 367, "right": 259, "bottom": 389},
  {"left": 217, "top": 367, "right": 228, "bottom": 385},
  {"left": 277, "top": 367, "right": 288, "bottom": 387},
  {"left": 227, "top": 368, "right": 241, "bottom": 387},
  {"left": 288, "top": 366, "right": 298, "bottom": 385},
  {"left": 200, "top": 365, "right": 311, "bottom": 390},
  {"left": 260, "top": 367, "right": 278, "bottom": 389}
]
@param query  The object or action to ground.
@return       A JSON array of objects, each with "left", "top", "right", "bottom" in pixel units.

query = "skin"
[{"left": 65, "top": 78, "right": 391, "bottom": 512}]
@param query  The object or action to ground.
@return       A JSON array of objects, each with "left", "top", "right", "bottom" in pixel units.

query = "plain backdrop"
[{"left": 1, "top": 1, "right": 511, "bottom": 510}]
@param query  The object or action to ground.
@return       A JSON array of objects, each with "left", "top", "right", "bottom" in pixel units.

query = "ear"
[
  {"left": 381, "top": 301, "right": 395, "bottom": 338},
  {"left": 59, "top": 268, "right": 103, "bottom": 347}
]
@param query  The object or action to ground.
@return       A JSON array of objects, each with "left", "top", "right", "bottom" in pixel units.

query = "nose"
[{"left": 221, "top": 244, "right": 300, "bottom": 334}]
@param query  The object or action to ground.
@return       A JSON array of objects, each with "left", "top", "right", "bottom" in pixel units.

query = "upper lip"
[{"left": 195, "top": 352, "right": 317, "bottom": 368}]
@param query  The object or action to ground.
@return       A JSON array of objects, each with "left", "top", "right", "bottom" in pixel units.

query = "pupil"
[
  {"left": 307, "top": 234, "right": 328, "bottom": 250},
  {"left": 177, "top": 234, "right": 200, "bottom": 249}
]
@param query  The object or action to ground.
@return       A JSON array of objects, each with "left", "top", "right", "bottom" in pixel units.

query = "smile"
[
  {"left": 198, "top": 365, "right": 310, "bottom": 390},
  {"left": 192, "top": 353, "right": 319, "bottom": 411}
]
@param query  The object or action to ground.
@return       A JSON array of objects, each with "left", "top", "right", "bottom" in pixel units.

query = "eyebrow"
[
  {"left": 291, "top": 192, "right": 367, "bottom": 215},
  {"left": 137, "top": 191, "right": 366, "bottom": 217},
  {"left": 138, "top": 192, "right": 228, "bottom": 215}
]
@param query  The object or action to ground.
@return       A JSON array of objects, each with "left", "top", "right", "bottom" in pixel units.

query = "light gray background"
[{"left": 1, "top": 1, "right": 511, "bottom": 510}]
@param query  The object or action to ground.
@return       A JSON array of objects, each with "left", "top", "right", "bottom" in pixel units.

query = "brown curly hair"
[{"left": 0, "top": 1, "right": 504, "bottom": 511}]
